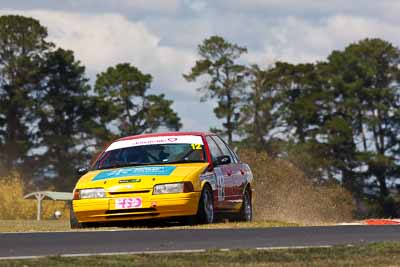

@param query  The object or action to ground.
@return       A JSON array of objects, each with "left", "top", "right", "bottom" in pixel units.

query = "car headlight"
[
  {"left": 79, "top": 188, "right": 106, "bottom": 199},
  {"left": 153, "top": 183, "right": 185, "bottom": 195}
]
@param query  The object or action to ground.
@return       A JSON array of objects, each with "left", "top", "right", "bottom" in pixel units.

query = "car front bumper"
[{"left": 73, "top": 192, "right": 200, "bottom": 223}]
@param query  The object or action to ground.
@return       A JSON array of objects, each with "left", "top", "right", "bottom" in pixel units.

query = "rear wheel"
[
  {"left": 196, "top": 185, "right": 214, "bottom": 224},
  {"left": 238, "top": 189, "right": 252, "bottom": 222}
]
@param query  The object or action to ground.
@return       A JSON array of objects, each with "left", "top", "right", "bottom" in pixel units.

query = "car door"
[
  {"left": 211, "top": 136, "right": 244, "bottom": 205},
  {"left": 205, "top": 136, "right": 230, "bottom": 208}
]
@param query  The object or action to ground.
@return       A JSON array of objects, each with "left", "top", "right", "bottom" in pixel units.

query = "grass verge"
[
  {"left": 0, "top": 220, "right": 299, "bottom": 232},
  {"left": 1, "top": 242, "right": 400, "bottom": 267}
]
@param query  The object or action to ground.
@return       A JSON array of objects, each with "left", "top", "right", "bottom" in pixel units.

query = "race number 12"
[{"left": 191, "top": 144, "right": 202, "bottom": 150}]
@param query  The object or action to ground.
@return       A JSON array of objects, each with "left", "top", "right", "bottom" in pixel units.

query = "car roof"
[{"left": 115, "top": 131, "right": 215, "bottom": 142}]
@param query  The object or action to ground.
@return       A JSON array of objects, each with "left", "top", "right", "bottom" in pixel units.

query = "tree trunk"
[
  {"left": 226, "top": 91, "right": 232, "bottom": 145},
  {"left": 4, "top": 102, "right": 18, "bottom": 170},
  {"left": 376, "top": 173, "right": 388, "bottom": 200},
  {"left": 341, "top": 168, "right": 357, "bottom": 196}
]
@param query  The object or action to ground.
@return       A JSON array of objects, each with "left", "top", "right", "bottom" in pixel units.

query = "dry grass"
[
  {"left": 2, "top": 242, "right": 400, "bottom": 267},
  {"left": 0, "top": 220, "right": 70, "bottom": 232},
  {"left": 240, "top": 150, "right": 354, "bottom": 225},
  {"left": 0, "top": 172, "right": 69, "bottom": 220},
  {"left": 0, "top": 220, "right": 298, "bottom": 233}
]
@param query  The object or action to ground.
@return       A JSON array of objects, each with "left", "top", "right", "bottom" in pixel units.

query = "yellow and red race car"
[{"left": 70, "top": 132, "right": 253, "bottom": 228}]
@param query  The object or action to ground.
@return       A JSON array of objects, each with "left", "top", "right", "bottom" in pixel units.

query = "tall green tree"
[
  {"left": 94, "top": 63, "right": 181, "bottom": 139},
  {"left": 238, "top": 65, "right": 277, "bottom": 152},
  {"left": 0, "top": 15, "right": 52, "bottom": 174},
  {"left": 268, "top": 39, "right": 400, "bottom": 215},
  {"left": 36, "top": 48, "right": 96, "bottom": 190},
  {"left": 184, "top": 35, "right": 247, "bottom": 144},
  {"left": 270, "top": 62, "right": 325, "bottom": 143},
  {"left": 325, "top": 39, "right": 400, "bottom": 210},
  {"left": 251, "top": 62, "right": 335, "bottom": 181}
]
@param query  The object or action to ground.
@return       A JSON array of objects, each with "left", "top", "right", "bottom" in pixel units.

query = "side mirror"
[
  {"left": 213, "top": 155, "right": 231, "bottom": 166},
  {"left": 76, "top": 167, "right": 89, "bottom": 176}
]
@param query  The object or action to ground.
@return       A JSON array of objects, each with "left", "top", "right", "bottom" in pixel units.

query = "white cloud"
[
  {"left": 183, "top": 0, "right": 207, "bottom": 13},
  {"left": 0, "top": 9, "right": 215, "bottom": 131},
  {"left": 256, "top": 15, "right": 400, "bottom": 64},
  {"left": 214, "top": 0, "right": 386, "bottom": 17},
  {"left": 2, "top": 3, "right": 400, "bottom": 132},
  {"left": 105, "top": 0, "right": 181, "bottom": 13},
  {"left": 0, "top": 10, "right": 197, "bottom": 96},
  {"left": 1, "top": 0, "right": 182, "bottom": 15}
]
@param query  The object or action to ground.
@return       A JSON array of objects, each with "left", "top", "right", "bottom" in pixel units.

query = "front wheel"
[
  {"left": 70, "top": 205, "right": 96, "bottom": 229},
  {"left": 238, "top": 189, "right": 252, "bottom": 222},
  {"left": 70, "top": 205, "right": 84, "bottom": 229},
  {"left": 196, "top": 185, "right": 214, "bottom": 224}
]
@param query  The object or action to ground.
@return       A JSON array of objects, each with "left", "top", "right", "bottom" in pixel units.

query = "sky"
[{"left": 1, "top": 0, "right": 400, "bottom": 131}]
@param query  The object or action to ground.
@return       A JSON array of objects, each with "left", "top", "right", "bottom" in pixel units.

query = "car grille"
[
  {"left": 108, "top": 190, "right": 151, "bottom": 195},
  {"left": 105, "top": 208, "right": 156, "bottom": 214},
  {"left": 105, "top": 208, "right": 159, "bottom": 218}
]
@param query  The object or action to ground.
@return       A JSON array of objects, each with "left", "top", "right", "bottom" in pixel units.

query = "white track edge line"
[
  {"left": 0, "top": 249, "right": 206, "bottom": 260},
  {"left": 256, "top": 245, "right": 333, "bottom": 250},
  {"left": 0, "top": 245, "right": 339, "bottom": 260}
]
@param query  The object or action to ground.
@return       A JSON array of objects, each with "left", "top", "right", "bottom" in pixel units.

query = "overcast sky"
[{"left": 1, "top": 0, "right": 400, "bottom": 131}]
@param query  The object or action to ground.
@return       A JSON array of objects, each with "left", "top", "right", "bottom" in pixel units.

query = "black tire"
[
  {"left": 238, "top": 189, "right": 252, "bottom": 222},
  {"left": 196, "top": 185, "right": 214, "bottom": 224},
  {"left": 70, "top": 205, "right": 85, "bottom": 229}
]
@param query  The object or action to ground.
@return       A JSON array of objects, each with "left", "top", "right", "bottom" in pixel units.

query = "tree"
[
  {"left": 0, "top": 15, "right": 53, "bottom": 174},
  {"left": 238, "top": 65, "right": 277, "bottom": 152},
  {"left": 35, "top": 48, "right": 97, "bottom": 190},
  {"left": 239, "top": 63, "right": 333, "bottom": 182},
  {"left": 325, "top": 39, "right": 400, "bottom": 212},
  {"left": 94, "top": 63, "right": 181, "bottom": 139},
  {"left": 270, "top": 62, "right": 325, "bottom": 143},
  {"left": 184, "top": 36, "right": 247, "bottom": 144},
  {"left": 269, "top": 39, "right": 400, "bottom": 215}
]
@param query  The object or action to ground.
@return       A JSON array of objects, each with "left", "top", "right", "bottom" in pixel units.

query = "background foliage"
[
  {"left": 0, "top": 15, "right": 181, "bottom": 191},
  {"left": 0, "top": 172, "right": 68, "bottom": 220},
  {"left": 1, "top": 14, "right": 400, "bottom": 218}
]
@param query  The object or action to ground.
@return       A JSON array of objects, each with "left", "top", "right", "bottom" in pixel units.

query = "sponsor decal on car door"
[{"left": 214, "top": 166, "right": 225, "bottom": 201}]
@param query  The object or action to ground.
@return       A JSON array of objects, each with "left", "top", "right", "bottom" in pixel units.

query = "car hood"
[{"left": 74, "top": 163, "right": 209, "bottom": 192}]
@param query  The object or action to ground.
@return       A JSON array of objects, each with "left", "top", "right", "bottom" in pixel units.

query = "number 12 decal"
[{"left": 191, "top": 144, "right": 202, "bottom": 150}]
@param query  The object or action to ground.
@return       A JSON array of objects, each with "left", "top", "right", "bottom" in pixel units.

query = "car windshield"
[{"left": 94, "top": 143, "right": 206, "bottom": 170}]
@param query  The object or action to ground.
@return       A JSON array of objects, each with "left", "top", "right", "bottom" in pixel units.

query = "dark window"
[
  {"left": 212, "top": 136, "right": 237, "bottom": 163},
  {"left": 95, "top": 143, "right": 206, "bottom": 170},
  {"left": 206, "top": 136, "right": 223, "bottom": 161}
]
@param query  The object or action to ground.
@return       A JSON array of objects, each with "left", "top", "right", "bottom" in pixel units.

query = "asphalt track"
[{"left": 1, "top": 225, "right": 400, "bottom": 259}]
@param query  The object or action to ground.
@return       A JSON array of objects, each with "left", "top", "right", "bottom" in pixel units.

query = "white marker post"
[
  {"left": 24, "top": 191, "right": 73, "bottom": 221},
  {"left": 34, "top": 192, "right": 46, "bottom": 221}
]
